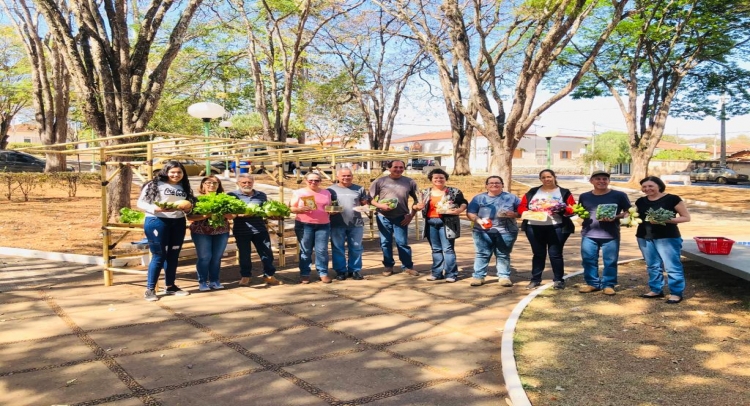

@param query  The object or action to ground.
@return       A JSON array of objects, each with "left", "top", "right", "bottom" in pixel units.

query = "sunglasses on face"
[
  {"left": 307, "top": 179, "right": 321, "bottom": 183},
  {"left": 204, "top": 182, "right": 218, "bottom": 185}
]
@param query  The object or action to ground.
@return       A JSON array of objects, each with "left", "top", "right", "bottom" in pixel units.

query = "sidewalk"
[{"left": 0, "top": 217, "right": 644, "bottom": 406}]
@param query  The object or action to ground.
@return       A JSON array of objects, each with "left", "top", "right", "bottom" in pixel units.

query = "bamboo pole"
[{"left": 101, "top": 148, "right": 113, "bottom": 286}]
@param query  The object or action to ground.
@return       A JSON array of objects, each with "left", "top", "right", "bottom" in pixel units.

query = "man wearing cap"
[{"left": 577, "top": 170, "right": 632, "bottom": 295}]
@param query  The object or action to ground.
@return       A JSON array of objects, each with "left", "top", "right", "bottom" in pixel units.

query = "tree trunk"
[
  {"left": 0, "top": 119, "right": 11, "bottom": 150},
  {"left": 629, "top": 149, "right": 651, "bottom": 187},
  {"left": 107, "top": 166, "right": 134, "bottom": 219},
  {"left": 452, "top": 126, "right": 472, "bottom": 175}
]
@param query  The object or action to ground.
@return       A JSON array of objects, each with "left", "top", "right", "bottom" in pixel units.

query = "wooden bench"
[{"left": 681, "top": 239, "right": 750, "bottom": 282}]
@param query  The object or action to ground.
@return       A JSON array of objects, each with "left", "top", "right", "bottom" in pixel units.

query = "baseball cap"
[{"left": 590, "top": 170, "right": 610, "bottom": 178}]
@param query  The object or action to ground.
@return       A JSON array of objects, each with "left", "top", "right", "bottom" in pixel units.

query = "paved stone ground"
[{"left": 1, "top": 181, "right": 746, "bottom": 406}]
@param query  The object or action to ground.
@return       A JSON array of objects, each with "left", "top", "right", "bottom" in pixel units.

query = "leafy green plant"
[
  {"left": 119, "top": 207, "right": 145, "bottom": 224},
  {"left": 262, "top": 200, "right": 291, "bottom": 218},
  {"left": 192, "top": 193, "right": 247, "bottom": 227}
]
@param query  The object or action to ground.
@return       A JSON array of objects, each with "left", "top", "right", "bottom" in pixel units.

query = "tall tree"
[
  {"left": 0, "top": 26, "right": 32, "bottom": 150},
  {"left": 376, "top": 0, "right": 629, "bottom": 180},
  {"left": 0, "top": 3, "right": 70, "bottom": 170},
  {"left": 567, "top": 0, "right": 750, "bottom": 183},
  {"left": 584, "top": 131, "right": 630, "bottom": 169},
  {"left": 26, "top": 0, "right": 207, "bottom": 218},
  {"left": 301, "top": 71, "right": 367, "bottom": 147},
  {"left": 318, "top": 7, "right": 429, "bottom": 151},
  {"left": 227, "top": 0, "right": 362, "bottom": 142}
]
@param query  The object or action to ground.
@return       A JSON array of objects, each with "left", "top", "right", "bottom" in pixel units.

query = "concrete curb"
[
  {"left": 0, "top": 247, "right": 104, "bottom": 265},
  {"left": 501, "top": 258, "right": 643, "bottom": 406}
]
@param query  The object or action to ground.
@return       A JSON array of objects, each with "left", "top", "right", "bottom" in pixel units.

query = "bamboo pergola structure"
[{"left": 21, "top": 132, "right": 444, "bottom": 286}]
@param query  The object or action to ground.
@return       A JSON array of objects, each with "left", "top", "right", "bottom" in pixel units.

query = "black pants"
[{"left": 525, "top": 225, "right": 570, "bottom": 282}]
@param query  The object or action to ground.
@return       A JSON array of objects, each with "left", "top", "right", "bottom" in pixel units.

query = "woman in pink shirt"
[{"left": 290, "top": 172, "right": 332, "bottom": 283}]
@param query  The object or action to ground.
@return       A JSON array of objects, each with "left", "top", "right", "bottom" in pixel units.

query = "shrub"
[{"left": 48, "top": 172, "right": 100, "bottom": 197}]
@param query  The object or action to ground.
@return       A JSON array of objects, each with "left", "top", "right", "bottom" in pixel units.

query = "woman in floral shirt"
[
  {"left": 413, "top": 168, "right": 467, "bottom": 282},
  {"left": 518, "top": 169, "right": 576, "bottom": 290},
  {"left": 188, "top": 176, "right": 233, "bottom": 291}
]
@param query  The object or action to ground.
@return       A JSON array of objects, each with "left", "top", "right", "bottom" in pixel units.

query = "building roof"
[{"left": 391, "top": 130, "right": 588, "bottom": 143}]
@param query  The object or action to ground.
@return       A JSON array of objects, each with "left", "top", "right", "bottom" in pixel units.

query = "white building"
[{"left": 390, "top": 130, "right": 590, "bottom": 174}]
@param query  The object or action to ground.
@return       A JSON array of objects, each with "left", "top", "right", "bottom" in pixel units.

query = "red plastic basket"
[{"left": 693, "top": 237, "right": 735, "bottom": 255}]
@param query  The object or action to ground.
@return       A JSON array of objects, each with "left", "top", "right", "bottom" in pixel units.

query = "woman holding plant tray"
[
  {"left": 137, "top": 161, "right": 195, "bottom": 302},
  {"left": 290, "top": 172, "right": 333, "bottom": 284},
  {"left": 188, "top": 176, "right": 238, "bottom": 292},
  {"left": 635, "top": 176, "right": 691, "bottom": 304},
  {"left": 518, "top": 169, "right": 576, "bottom": 290},
  {"left": 413, "top": 168, "right": 467, "bottom": 282},
  {"left": 465, "top": 176, "right": 521, "bottom": 288}
]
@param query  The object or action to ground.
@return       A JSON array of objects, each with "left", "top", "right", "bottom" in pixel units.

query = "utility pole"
[
  {"left": 720, "top": 94, "right": 728, "bottom": 167},
  {"left": 590, "top": 121, "right": 596, "bottom": 174}
]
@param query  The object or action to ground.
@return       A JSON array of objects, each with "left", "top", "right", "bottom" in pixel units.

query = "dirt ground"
[{"left": 515, "top": 260, "right": 750, "bottom": 406}]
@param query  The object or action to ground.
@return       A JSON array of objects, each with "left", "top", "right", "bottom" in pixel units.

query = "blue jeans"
[
  {"left": 637, "top": 237, "right": 685, "bottom": 297},
  {"left": 581, "top": 237, "right": 620, "bottom": 289},
  {"left": 330, "top": 226, "right": 364, "bottom": 274},
  {"left": 295, "top": 222, "right": 331, "bottom": 276},
  {"left": 472, "top": 231, "right": 517, "bottom": 279},
  {"left": 426, "top": 218, "right": 457, "bottom": 279},
  {"left": 376, "top": 214, "right": 413, "bottom": 269},
  {"left": 235, "top": 231, "right": 276, "bottom": 277},
  {"left": 192, "top": 232, "right": 229, "bottom": 284},
  {"left": 144, "top": 216, "right": 186, "bottom": 290},
  {"left": 524, "top": 225, "right": 570, "bottom": 282}
]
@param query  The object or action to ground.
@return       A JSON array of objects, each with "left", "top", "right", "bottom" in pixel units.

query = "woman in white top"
[{"left": 137, "top": 161, "right": 195, "bottom": 301}]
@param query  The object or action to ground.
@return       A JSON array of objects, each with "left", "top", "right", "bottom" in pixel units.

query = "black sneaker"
[
  {"left": 163, "top": 285, "right": 190, "bottom": 296},
  {"left": 144, "top": 289, "right": 158, "bottom": 302},
  {"left": 351, "top": 272, "right": 364, "bottom": 280},
  {"left": 526, "top": 281, "right": 541, "bottom": 290},
  {"left": 553, "top": 280, "right": 565, "bottom": 290},
  {"left": 336, "top": 273, "right": 347, "bottom": 281}
]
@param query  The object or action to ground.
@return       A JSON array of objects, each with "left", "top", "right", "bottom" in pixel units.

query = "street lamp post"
[
  {"left": 188, "top": 102, "right": 226, "bottom": 175},
  {"left": 539, "top": 127, "right": 559, "bottom": 169},
  {"left": 719, "top": 94, "right": 729, "bottom": 167},
  {"left": 219, "top": 119, "right": 232, "bottom": 178}
]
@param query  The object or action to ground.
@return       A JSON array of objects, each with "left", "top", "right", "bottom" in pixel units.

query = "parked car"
[
  {"left": 407, "top": 159, "right": 438, "bottom": 171},
  {"left": 143, "top": 158, "right": 222, "bottom": 177},
  {"left": 690, "top": 167, "right": 749, "bottom": 184},
  {"left": 0, "top": 150, "right": 74, "bottom": 172}
]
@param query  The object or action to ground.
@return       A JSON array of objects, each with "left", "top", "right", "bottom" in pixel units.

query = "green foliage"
[
  {"left": 47, "top": 172, "right": 100, "bottom": 197},
  {"left": 0, "top": 172, "right": 98, "bottom": 200},
  {"left": 584, "top": 131, "right": 630, "bottom": 167},
  {"left": 7, "top": 143, "right": 43, "bottom": 150},
  {"left": 229, "top": 113, "right": 305, "bottom": 140},
  {"left": 13, "top": 172, "right": 45, "bottom": 202},
  {"left": 262, "top": 200, "right": 291, "bottom": 218},
  {"left": 230, "top": 114, "right": 270, "bottom": 140},
  {"left": 301, "top": 69, "right": 366, "bottom": 145},
  {"left": 119, "top": 207, "right": 145, "bottom": 224},
  {"left": 653, "top": 148, "right": 710, "bottom": 161},
  {"left": 192, "top": 192, "right": 248, "bottom": 227},
  {"left": 567, "top": 0, "right": 750, "bottom": 121}
]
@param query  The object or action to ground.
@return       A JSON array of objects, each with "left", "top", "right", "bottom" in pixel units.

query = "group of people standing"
[
  {"left": 136, "top": 162, "right": 280, "bottom": 301},
  {"left": 137, "top": 160, "right": 691, "bottom": 305}
]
